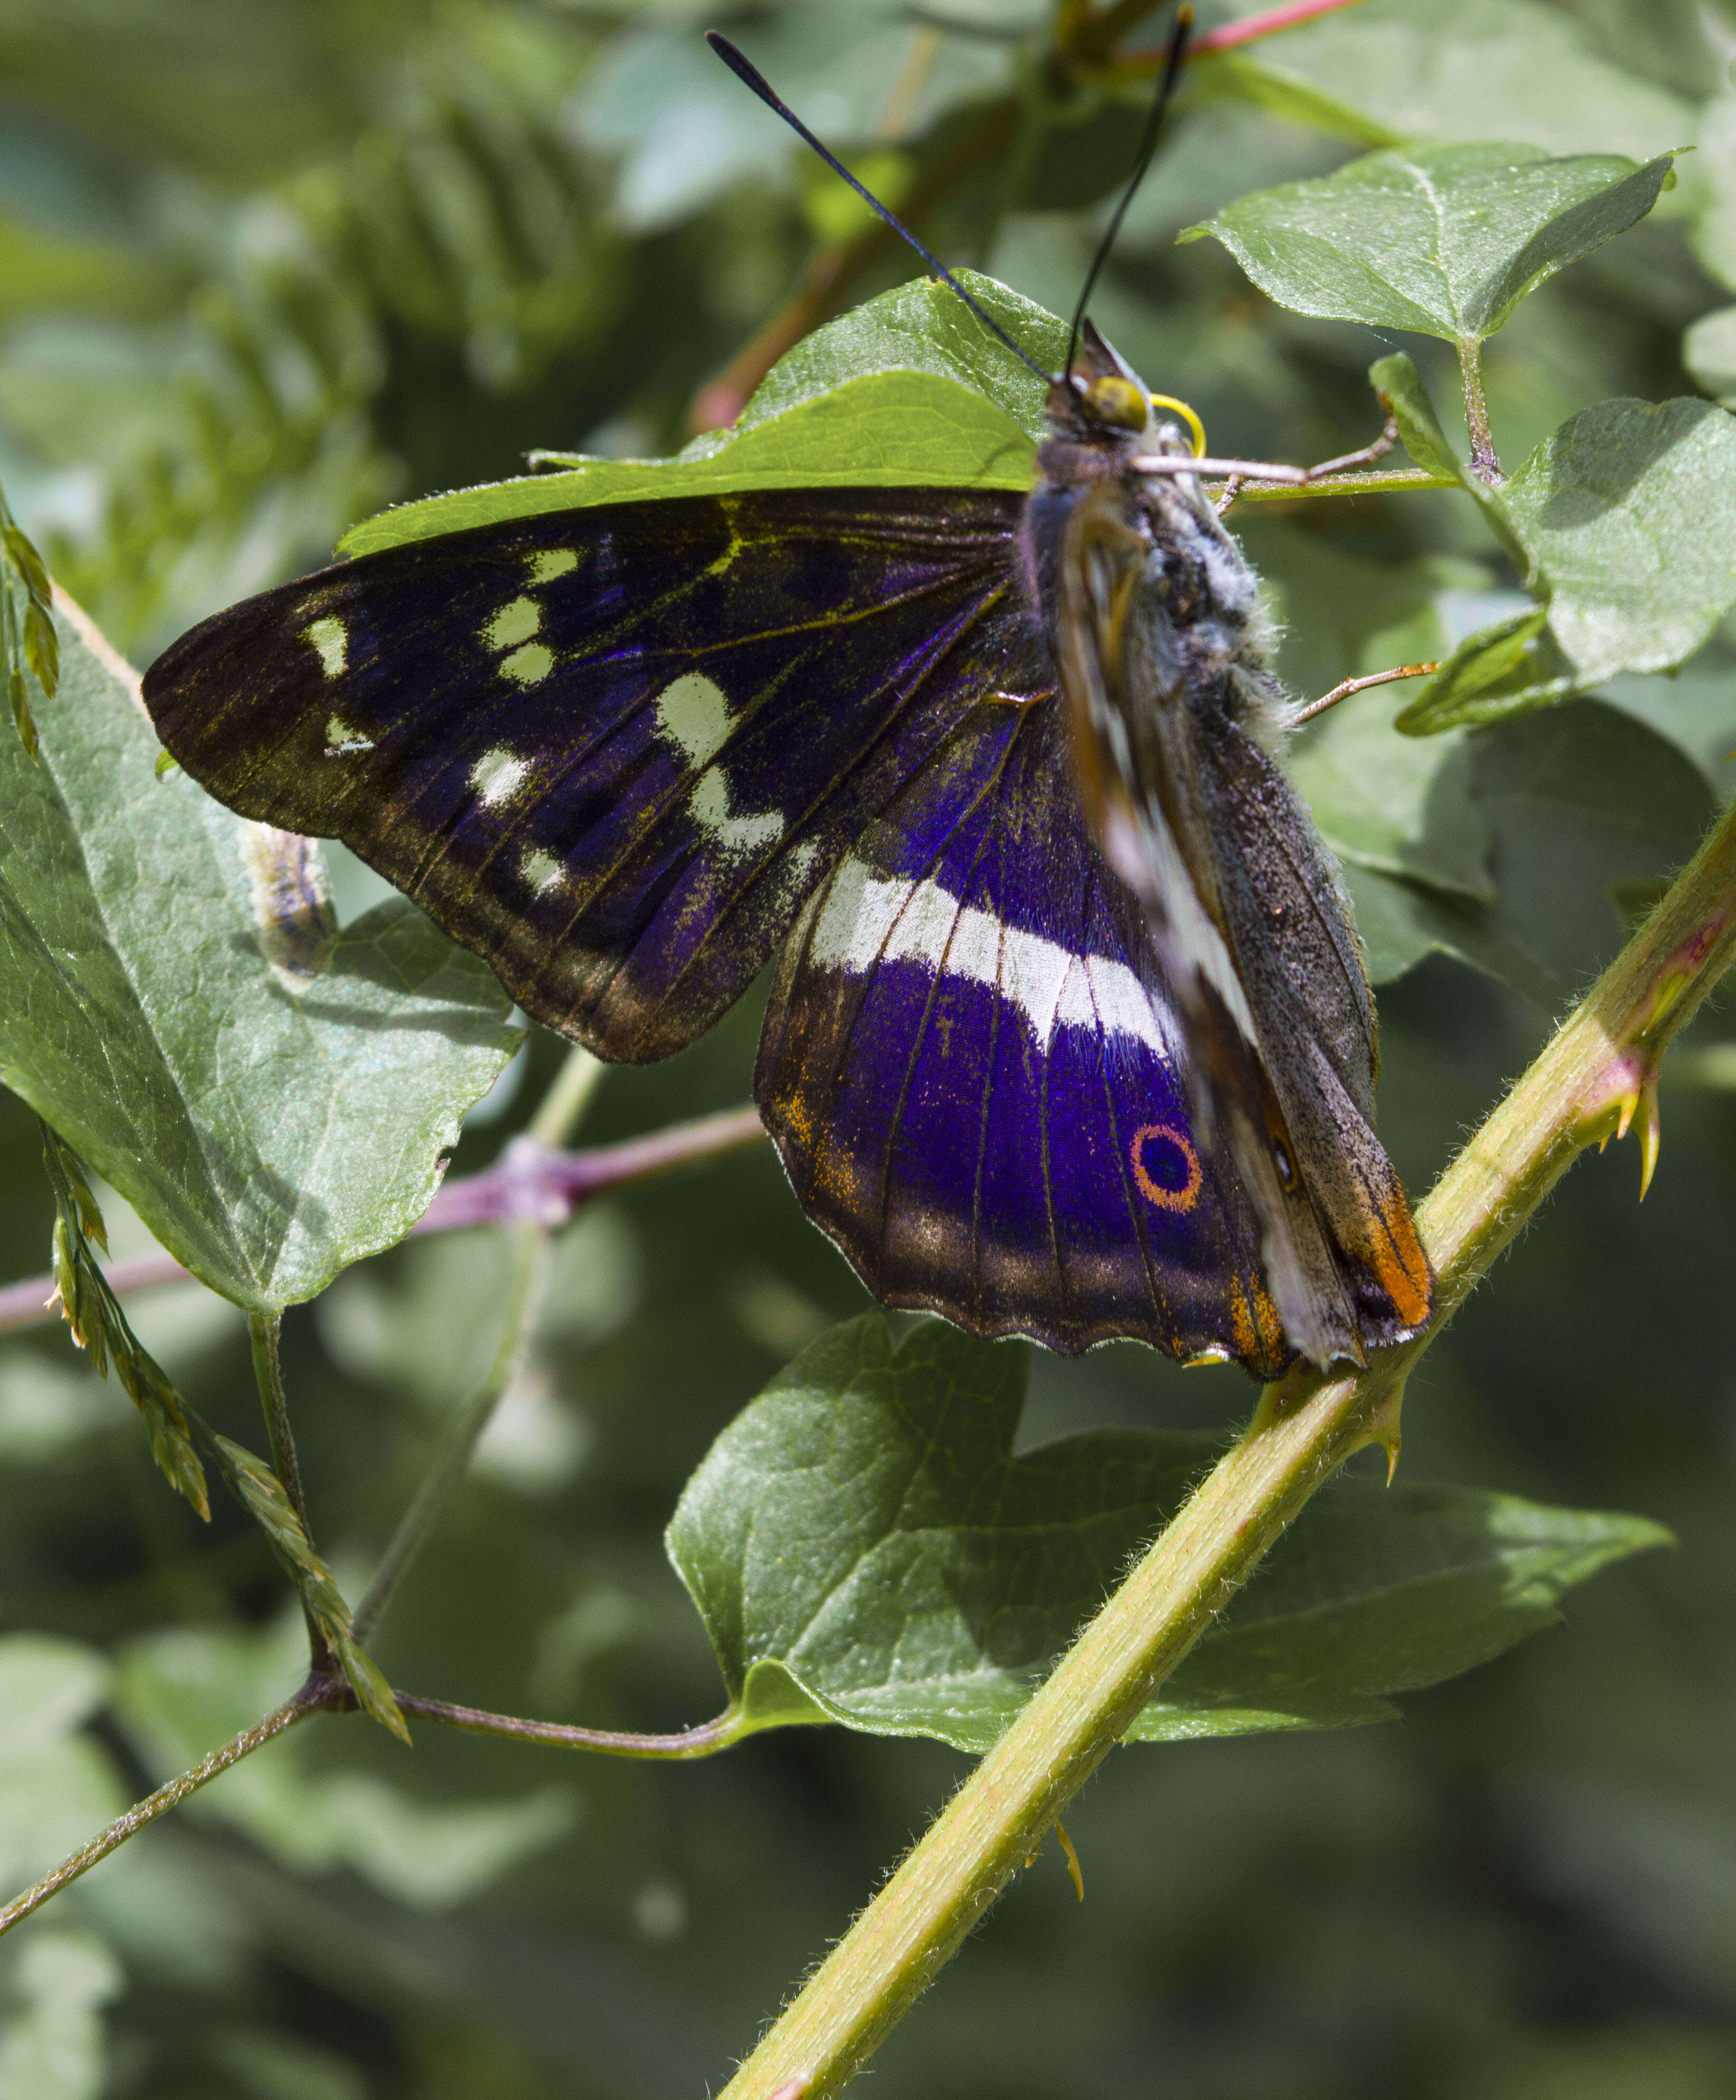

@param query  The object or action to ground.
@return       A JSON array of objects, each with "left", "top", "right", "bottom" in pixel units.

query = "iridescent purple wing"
[
  {"left": 756, "top": 694, "right": 1288, "bottom": 1368},
  {"left": 144, "top": 488, "right": 1042, "bottom": 1060}
]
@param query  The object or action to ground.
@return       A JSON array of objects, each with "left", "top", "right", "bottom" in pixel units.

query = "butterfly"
[{"left": 141, "top": 37, "right": 1433, "bottom": 1381}]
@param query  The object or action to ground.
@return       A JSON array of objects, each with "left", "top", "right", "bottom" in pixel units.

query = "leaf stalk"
[
  {"left": 1458, "top": 335, "right": 1503, "bottom": 485},
  {"left": 391, "top": 1690, "right": 749, "bottom": 1759}
]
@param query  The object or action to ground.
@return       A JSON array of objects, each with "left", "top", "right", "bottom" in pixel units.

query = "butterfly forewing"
[{"left": 145, "top": 488, "right": 1037, "bottom": 1061}]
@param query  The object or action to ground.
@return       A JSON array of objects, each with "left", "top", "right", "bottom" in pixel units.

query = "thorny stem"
[
  {"left": 250, "top": 1311, "right": 331, "bottom": 1671},
  {"left": 0, "top": 1105, "right": 769, "bottom": 1338},
  {"left": 392, "top": 1690, "right": 751, "bottom": 1760},
  {"left": 1459, "top": 336, "right": 1503, "bottom": 485},
  {"left": 719, "top": 795, "right": 1736, "bottom": 2099},
  {"left": 0, "top": 1683, "right": 333, "bottom": 1938}
]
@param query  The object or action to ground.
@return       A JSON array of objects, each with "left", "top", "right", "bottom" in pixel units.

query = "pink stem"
[{"left": 0, "top": 1105, "right": 767, "bottom": 1338}]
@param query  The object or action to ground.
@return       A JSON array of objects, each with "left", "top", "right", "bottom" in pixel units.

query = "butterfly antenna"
[
  {"left": 706, "top": 30, "right": 1056, "bottom": 385},
  {"left": 1064, "top": 4, "right": 1194, "bottom": 382}
]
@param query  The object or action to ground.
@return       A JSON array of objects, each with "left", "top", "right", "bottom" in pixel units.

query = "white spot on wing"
[
  {"left": 811, "top": 859, "right": 1171, "bottom": 1054},
  {"left": 472, "top": 746, "right": 530, "bottom": 806},
  {"left": 325, "top": 714, "right": 373, "bottom": 754},
  {"left": 530, "top": 549, "right": 579, "bottom": 582},
  {"left": 502, "top": 643, "right": 553, "bottom": 685},
  {"left": 657, "top": 674, "right": 732, "bottom": 768},
  {"left": 303, "top": 616, "right": 347, "bottom": 679},
  {"left": 690, "top": 766, "right": 783, "bottom": 858},
  {"left": 521, "top": 848, "right": 562, "bottom": 891},
  {"left": 485, "top": 596, "right": 541, "bottom": 650}
]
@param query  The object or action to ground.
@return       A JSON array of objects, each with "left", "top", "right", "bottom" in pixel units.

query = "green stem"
[
  {"left": 526, "top": 1043, "right": 605, "bottom": 1148},
  {"left": 0, "top": 1686, "right": 327, "bottom": 1938},
  {"left": 250, "top": 1311, "right": 329, "bottom": 1671},
  {"left": 393, "top": 1690, "right": 750, "bottom": 1759},
  {"left": 1458, "top": 335, "right": 1502, "bottom": 485},
  {"left": 351, "top": 1043, "right": 602, "bottom": 1644},
  {"left": 722, "top": 795, "right": 1736, "bottom": 2098},
  {"left": 1217, "top": 467, "right": 1458, "bottom": 505}
]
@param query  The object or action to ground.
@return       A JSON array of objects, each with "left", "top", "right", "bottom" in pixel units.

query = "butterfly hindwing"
[
  {"left": 756, "top": 692, "right": 1289, "bottom": 1368},
  {"left": 144, "top": 487, "right": 1040, "bottom": 1061}
]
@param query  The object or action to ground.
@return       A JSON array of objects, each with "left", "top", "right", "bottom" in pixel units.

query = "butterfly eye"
[{"left": 1083, "top": 376, "right": 1149, "bottom": 431}]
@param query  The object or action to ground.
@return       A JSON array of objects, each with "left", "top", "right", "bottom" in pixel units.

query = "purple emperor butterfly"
[{"left": 142, "top": 35, "right": 1432, "bottom": 1379}]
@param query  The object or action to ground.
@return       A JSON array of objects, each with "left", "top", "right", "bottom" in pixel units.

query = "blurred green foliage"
[{"left": 4, "top": 1, "right": 1736, "bottom": 2095}]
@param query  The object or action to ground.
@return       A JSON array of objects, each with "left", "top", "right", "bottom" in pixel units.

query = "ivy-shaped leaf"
[
  {"left": 666, "top": 1318, "right": 1667, "bottom": 1753},
  {"left": 0, "top": 595, "right": 522, "bottom": 1312},
  {"left": 1181, "top": 143, "right": 1675, "bottom": 347}
]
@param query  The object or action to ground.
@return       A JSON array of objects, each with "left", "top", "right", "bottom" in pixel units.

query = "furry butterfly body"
[{"left": 143, "top": 320, "right": 1432, "bottom": 1377}]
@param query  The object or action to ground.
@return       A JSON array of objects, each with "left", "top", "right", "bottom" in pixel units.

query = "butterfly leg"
[
  {"left": 1301, "top": 412, "right": 1401, "bottom": 481},
  {"left": 1285, "top": 660, "right": 1442, "bottom": 729}
]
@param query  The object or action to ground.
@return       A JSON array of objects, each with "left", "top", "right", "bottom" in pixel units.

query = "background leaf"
[
  {"left": 1343, "top": 699, "right": 1715, "bottom": 997},
  {"left": 1181, "top": 143, "right": 1674, "bottom": 344},
  {"left": 338, "top": 273, "right": 1062, "bottom": 557},
  {"left": 1205, "top": 0, "right": 1693, "bottom": 164},
  {"left": 666, "top": 1319, "right": 1666, "bottom": 1752},
  {"left": 1399, "top": 397, "right": 1736, "bottom": 731},
  {"left": 0, "top": 599, "right": 522, "bottom": 1312},
  {"left": 116, "top": 1620, "right": 577, "bottom": 1912}
]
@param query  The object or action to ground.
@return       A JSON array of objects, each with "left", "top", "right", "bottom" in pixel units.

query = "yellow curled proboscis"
[{"left": 1146, "top": 392, "right": 1207, "bottom": 458}]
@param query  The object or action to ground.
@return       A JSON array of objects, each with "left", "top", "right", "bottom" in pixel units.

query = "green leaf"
[
  {"left": 116, "top": 1622, "right": 575, "bottom": 1909},
  {"left": 665, "top": 1318, "right": 1666, "bottom": 1752},
  {"left": 1181, "top": 144, "right": 1675, "bottom": 346},
  {"left": 1290, "top": 705, "right": 1492, "bottom": 903},
  {"left": 338, "top": 273, "right": 1063, "bottom": 557},
  {"left": 1203, "top": 0, "right": 1692, "bottom": 166},
  {"left": 1683, "top": 304, "right": 1736, "bottom": 405},
  {"left": 1367, "top": 351, "right": 1520, "bottom": 547},
  {"left": 1399, "top": 398, "right": 1736, "bottom": 733},
  {"left": 1395, "top": 608, "right": 1578, "bottom": 734},
  {"left": 0, "top": 598, "right": 522, "bottom": 1313},
  {"left": 1692, "top": 89, "right": 1736, "bottom": 293},
  {"left": 1346, "top": 700, "right": 1715, "bottom": 1001},
  {"left": 0, "top": 1932, "right": 122, "bottom": 2100},
  {"left": 0, "top": 1635, "right": 125, "bottom": 1895}
]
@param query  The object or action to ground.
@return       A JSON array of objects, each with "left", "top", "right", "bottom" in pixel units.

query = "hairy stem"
[
  {"left": 721, "top": 795, "right": 1736, "bottom": 2098},
  {"left": 0, "top": 1685, "right": 329, "bottom": 1938},
  {"left": 1459, "top": 336, "right": 1502, "bottom": 484},
  {"left": 393, "top": 1691, "right": 750, "bottom": 1759}
]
